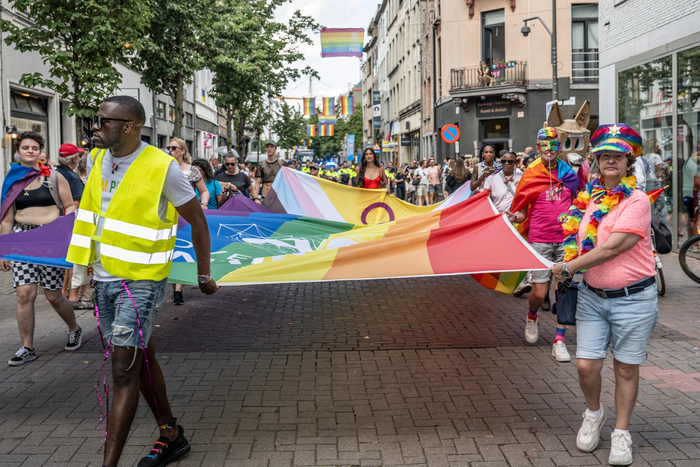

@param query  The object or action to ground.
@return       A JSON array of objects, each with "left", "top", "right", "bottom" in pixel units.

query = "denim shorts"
[
  {"left": 576, "top": 279, "right": 658, "bottom": 365},
  {"left": 95, "top": 279, "right": 167, "bottom": 348},
  {"left": 530, "top": 242, "right": 565, "bottom": 283}
]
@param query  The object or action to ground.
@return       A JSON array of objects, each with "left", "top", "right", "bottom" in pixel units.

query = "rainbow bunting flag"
[
  {"left": 307, "top": 125, "right": 317, "bottom": 137},
  {"left": 322, "top": 97, "right": 335, "bottom": 116},
  {"left": 340, "top": 96, "right": 354, "bottom": 115},
  {"left": 319, "top": 124, "right": 334, "bottom": 136},
  {"left": 303, "top": 97, "right": 315, "bottom": 116},
  {"left": 320, "top": 28, "right": 364, "bottom": 58},
  {"left": 318, "top": 115, "right": 336, "bottom": 124}
]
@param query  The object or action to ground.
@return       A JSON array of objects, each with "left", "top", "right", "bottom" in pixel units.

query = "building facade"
[
  {"left": 599, "top": 0, "right": 700, "bottom": 250},
  {"left": 433, "top": 0, "right": 599, "bottom": 162},
  {"left": 421, "top": 0, "right": 436, "bottom": 160}
]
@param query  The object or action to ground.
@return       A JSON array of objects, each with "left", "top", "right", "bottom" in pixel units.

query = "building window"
[
  {"left": 157, "top": 101, "right": 166, "bottom": 119},
  {"left": 185, "top": 112, "right": 194, "bottom": 127},
  {"left": 169, "top": 106, "right": 176, "bottom": 122},
  {"left": 10, "top": 91, "right": 49, "bottom": 157},
  {"left": 572, "top": 4, "right": 599, "bottom": 83},
  {"left": 482, "top": 9, "right": 505, "bottom": 67}
]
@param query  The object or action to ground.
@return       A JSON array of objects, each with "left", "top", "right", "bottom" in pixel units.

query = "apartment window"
[
  {"left": 169, "top": 106, "right": 176, "bottom": 122},
  {"left": 572, "top": 4, "right": 599, "bottom": 83},
  {"left": 482, "top": 9, "right": 505, "bottom": 67},
  {"left": 156, "top": 101, "right": 166, "bottom": 119},
  {"left": 185, "top": 112, "right": 194, "bottom": 127}
]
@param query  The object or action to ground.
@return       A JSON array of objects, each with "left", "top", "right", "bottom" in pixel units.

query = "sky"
[{"left": 275, "top": 0, "right": 379, "bottom": 99}]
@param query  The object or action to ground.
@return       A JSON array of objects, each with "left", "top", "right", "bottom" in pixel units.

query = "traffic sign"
[
  {"left": 372, "top": 143, "right": 381, "bottom": 153},
  {"left": 441, "top": 124, "right": 460, "bottom": 144}
]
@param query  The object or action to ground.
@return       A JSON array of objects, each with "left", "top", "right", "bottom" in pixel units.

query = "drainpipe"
[{"left": 151, "top": 91, "right": 157, "bottom": 146}]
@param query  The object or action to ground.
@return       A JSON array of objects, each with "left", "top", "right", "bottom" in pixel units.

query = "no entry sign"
[{"left": 441, "top": 124, "right": 460, "bottom": 144}]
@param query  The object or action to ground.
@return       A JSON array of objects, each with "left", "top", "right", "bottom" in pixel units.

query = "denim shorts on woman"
[
  {"left": 95, "top": 279, "right": 167, "bottom": 348},
  {"left": 575, "top": 278, "right": 658, "bottom": 365}
]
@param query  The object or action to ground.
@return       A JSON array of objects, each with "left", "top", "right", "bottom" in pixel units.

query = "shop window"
[
  {"left": 482, "top": 9, "right": 505, "bottom": 67},
  {"left": 572, "top": 4, "right": 599, "bottom": 83},
  {"left": 619, "top": 56, "right": 673, "bottom": 240},
  {"left": 156, "top": 101, "right": 166, "bottom": 119},
  {"left": 678, "top": 46, "right": 700, "bottom": 245},
  {"left": 482, "top": 118, "right": 510, "bottom": 140}
]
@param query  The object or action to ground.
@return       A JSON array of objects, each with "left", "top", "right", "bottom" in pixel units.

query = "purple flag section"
[
  {"left": 0, "top": 213, "right": 74, "bottom": 259},
  {"left": 219, "top": 195, "right": 272, "bottom": 213}
]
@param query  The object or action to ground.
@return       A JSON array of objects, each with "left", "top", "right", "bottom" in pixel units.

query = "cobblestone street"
[{"left": 0, "top": 254, "right": 699, "bottom": 466}]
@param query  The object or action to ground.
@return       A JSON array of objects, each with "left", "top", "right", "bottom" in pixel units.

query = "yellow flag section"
[
  {"left": 217, "top": 191, "right": 550, "bottom": 286},
  {"left": 263, "top": 167, "right": 472, "bottom": 225}
]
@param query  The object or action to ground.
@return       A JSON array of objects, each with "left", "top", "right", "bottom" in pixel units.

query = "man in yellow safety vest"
[{"left": 66, "top": 96, "right": 218, "bottom": 467}]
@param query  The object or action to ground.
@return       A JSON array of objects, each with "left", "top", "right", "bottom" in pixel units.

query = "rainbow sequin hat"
[{"left": 590, "top": 124, "right": 642, "bottom": 157}]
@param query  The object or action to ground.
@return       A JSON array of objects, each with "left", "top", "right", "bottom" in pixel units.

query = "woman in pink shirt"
[{"left": 552, "top": 124, "right": 656, "bottom": 467}]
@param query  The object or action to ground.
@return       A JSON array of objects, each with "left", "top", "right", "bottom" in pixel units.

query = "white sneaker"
[
  {"left": 576, "top": 406, "right": 606, "bottom": 452},
  {"left": 609, "top": 431, "right": 633, "bottom": 465},
  {"left": 552, "top": 341, "right": 571, "bottom": 362},
  {"left": 525, "top": 317, "right": 538, "bottom": 343}
]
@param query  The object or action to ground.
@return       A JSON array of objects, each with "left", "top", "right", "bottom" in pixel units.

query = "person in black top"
[
  {"left": 394, "top": 164, "right": 406, "bottom": 200},
  {"left": 56, "top": 143, "right": 85, "bottom": 208},
  {"left": 216, "top": 154, "right": 256, "bottom": 198}
]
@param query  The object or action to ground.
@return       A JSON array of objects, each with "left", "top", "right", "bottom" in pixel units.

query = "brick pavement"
[{"left": 0, "top": 253, "right": 698, "bottom": 466}]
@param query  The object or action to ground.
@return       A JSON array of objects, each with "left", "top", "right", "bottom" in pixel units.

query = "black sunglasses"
[
  {"left": 225, "top": 162, "right": 237, "bottom": 166},
  {"left": 501, "top": 159, "right": 515, "bottom": 164},
  {"left": 166, "top": 146, "right": 181, "bottom": 151},
  {"left": 93, "top": 115, "right": 132, "bottom": 129}
]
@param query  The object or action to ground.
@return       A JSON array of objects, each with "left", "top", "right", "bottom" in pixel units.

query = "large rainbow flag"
[
  {"left": 511, "top": 157, "right": 579, "bottom": 213},
  {"left": 320, "top": 28, "right": 364, "bottom": 58},
  {"left": 302, "top": 97, "right": 315, "bottom": 116}
]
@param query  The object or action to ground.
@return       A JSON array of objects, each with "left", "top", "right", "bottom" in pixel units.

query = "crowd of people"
[{"left": 0, "top": 92, "right": 683, "bottom": 467}]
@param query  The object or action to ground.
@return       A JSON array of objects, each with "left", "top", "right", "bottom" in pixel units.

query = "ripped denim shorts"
[{"left": 95, "top": 279, "right": 167, "bottom": 348}]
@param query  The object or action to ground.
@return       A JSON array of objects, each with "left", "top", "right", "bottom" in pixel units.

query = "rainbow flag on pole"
[
  {"left": 307, "top": 125, "right": 317, "bottom": 137},
  {"left": 322, "top": 97, "right": 335, "bottom": 116},
  {"left": 303, "top": 97, "right": 315, "bottom": 116},
  {"left": 319, "top": 124, "right": 334, "bottom": 136},
  {"left": 320, "top": 28, "right": 364, "bottom": 58},
  {"left": 340, "top": 96, "right": 354, "bottom": 115}
]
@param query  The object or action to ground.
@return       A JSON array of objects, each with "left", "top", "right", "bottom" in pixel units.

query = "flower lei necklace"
[{"left": 561, "top": 175, "right": 636, "bottom": 262}]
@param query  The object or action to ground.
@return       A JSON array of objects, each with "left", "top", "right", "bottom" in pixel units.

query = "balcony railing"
[
  {"left": 572, "top": 50, "right": 599, "bottom": 83},
  {"left": 450, "top": 61, "right": 527, "bottom": 92}
]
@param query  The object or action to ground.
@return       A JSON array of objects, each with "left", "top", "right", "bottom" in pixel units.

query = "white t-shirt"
[
  {"left": 632, "top": 157, "right": 647, "bottom": 192},
  {"left": 414, "top": 167, "right": 429, "bottom": 185},
  {"left": 483, "top": 169, "right": 523, "bottom": 213},
  {"left": 648, "top": 153, "right": 663, "bottom": 182},
  {"left": 85, "top": 142, "right": 196, "bottom": 281}
]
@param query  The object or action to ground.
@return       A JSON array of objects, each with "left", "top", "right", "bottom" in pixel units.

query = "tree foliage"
[
  {"left": 1, "top": 0, "right": 150, "bottom": 142},
  {"left": 271, "top": 102, "right": 305, "bottom": 151},
  {"left": 131, "top": 0, "right": 215, "bottom": 138},
  {"left": 206, "top": 0, "right": 319, "bottom": 154}
]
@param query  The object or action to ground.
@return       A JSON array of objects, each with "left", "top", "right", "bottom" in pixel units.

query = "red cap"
[{"left": 58, "top": 143, "right": 85, "bottom": 157}]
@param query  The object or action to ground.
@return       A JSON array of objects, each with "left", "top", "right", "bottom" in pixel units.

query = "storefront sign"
[
  {"left": 401, "top": 138, "right": 411, "bottom": 146},
  {"left": 382, "top": 141, "right": 398, "bottom": 152},
  {"left": 475, "top": 98, "right": 511, "bottom": 118},
  {"left": 373, "top": 91, "right": 381, "bottom": 129}
]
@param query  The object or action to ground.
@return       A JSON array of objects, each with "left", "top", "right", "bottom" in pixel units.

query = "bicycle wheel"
[
  {"left": 656, "top": 267, "right": 666, "bottom": 296},
  {"left": 679, "top": 234, "right": 700, "bottom": 285}
]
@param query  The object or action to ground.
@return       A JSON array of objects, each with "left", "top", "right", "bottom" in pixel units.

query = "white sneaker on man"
[
  {"left": 609, "top": 431, "right": 633, "bottom": 465},
  {"left": 576, "top": 406, "right": 606, "bottom": 452},
  {"left": 525, "top": 317, "right": 538, "bottom": 343},
  {"left": 551, "top": 341, "right": 571, "bottom": 362}
]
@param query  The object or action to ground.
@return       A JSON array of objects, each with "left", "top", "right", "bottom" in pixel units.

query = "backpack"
[{"left": 651, "top": 219, "right": 672, "bottom": 254}]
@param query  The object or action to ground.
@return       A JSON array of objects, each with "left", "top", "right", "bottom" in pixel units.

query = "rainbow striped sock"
[
  {"left": 528, "top": 309, "right": 538, "bottom": 321},
  {"left": 555, "top": 327, "right": 566, "bottom": 343}
]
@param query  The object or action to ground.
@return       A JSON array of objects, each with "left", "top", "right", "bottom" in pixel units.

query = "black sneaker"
[
  {"left": 65, "top": 327, "right": 82, "bottom": 351},
  {"left": 8, "top": 347, "right": 36, "bottom": 366},
  {"left": 173, "top": 291, "right": 184, "bottom": 306},
  {"left": 541, "top": 291, "right": 551, "bottom": 311},
  {"left": 137, "top": 425, "right": 191, "bottom": 467}
]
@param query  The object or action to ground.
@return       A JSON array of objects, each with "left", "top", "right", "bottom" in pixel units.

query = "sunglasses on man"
[
  {"left": 225, "top": 163, "right": 237, "bottom": 166},
  {"left": 92, "top": 115, "right": 133, "bottom": 129}
]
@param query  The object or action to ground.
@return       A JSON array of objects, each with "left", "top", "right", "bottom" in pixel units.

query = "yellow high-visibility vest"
[{"left": 66, "top": 146, "right": 179, "bottom": 281}]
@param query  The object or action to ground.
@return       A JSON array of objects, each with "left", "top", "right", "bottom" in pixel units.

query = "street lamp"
[
  {"left": 5, "top": 125, "right": 19, "bottom": 139},
  {"left": 521, "top": 0, "right": 558, "bottom": 101}
]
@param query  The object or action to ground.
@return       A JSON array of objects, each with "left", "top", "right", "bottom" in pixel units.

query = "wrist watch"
[
  {"left": 198, "top": 271, "right": 212, "bottom": 284},
  {"left": 561, "top": 262, "right": 572, "bottom": 280}
]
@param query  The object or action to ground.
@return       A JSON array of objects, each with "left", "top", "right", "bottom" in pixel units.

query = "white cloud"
[{"left": 275, "top": 0, "right": 378, "bottom": 100}]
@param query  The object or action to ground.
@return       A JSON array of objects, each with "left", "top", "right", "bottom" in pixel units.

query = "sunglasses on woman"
[{"left": 166, "top": 146, "right": 181, "bottom": 151}]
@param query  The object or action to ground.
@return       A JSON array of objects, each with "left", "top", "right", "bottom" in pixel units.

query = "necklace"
[
  {"left": 111, "top": 146, "right": 140, "bottom": 174},
  {"left": 561, "top": 175, "right": 636, "bottom": 262}
]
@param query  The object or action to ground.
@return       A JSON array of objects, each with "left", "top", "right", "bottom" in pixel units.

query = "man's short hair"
[
  {"left": 224, "top": 154, "right": 237, "bottom": 163},
  {"left": 103, "top": 96, "right": 146, "bottom": 126}
]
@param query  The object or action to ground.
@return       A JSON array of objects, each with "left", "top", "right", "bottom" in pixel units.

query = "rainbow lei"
[{"left": 561, "top": 175, "right": 636, "bottom": 262}]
